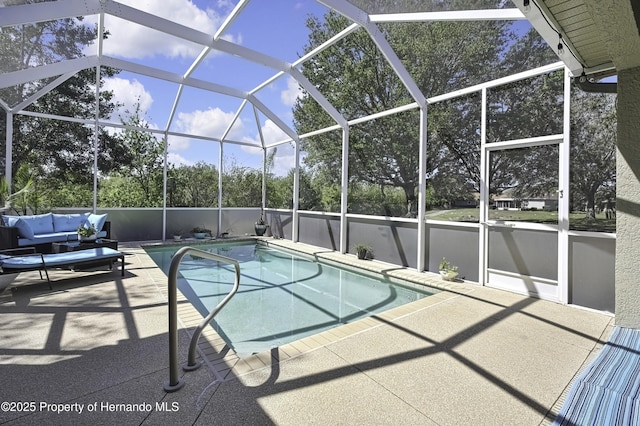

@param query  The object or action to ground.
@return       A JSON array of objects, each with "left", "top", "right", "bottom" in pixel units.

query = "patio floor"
[{"left": 0, "top": 239, "right": 614, "bottom": 425}]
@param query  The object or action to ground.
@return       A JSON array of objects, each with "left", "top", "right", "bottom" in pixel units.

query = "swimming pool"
[{"left": 145, "top": 240, "right": 438, "bottom": 354}]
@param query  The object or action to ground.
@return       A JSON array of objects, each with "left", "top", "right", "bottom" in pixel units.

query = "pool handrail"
[{"left": 164, "top": 245, "right": 241, "bottom": 392}]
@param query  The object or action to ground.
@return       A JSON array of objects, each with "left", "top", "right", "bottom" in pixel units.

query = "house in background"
[
  {"left": 494, "top": 196, "right": 521, "bottom": 211},
  {"left": 522, "top": 197, "right": 559, "bottom": 211},
  {"left": 493, "top": 190, "right": 558, "bottom": 211}
]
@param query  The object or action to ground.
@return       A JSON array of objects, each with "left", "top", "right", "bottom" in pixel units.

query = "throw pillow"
[
  {"left": 52, "top": 213, "right": 90, "bottom": 232},
  {"left": 3, "top": 216, "right": 34, "bottom": 239},
  {"left": 21, "top": 213, "right": 54, "bottom": 234},
  {"left": 88, "top": 213, "right": 108, "bottom": 232}
]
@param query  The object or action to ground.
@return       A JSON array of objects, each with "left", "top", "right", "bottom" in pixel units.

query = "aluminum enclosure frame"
[{"left": 0, "top": 1, "right": 601, "bottom": 308}]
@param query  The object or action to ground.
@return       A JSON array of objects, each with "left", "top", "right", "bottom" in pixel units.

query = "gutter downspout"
[{"left": 574, "top": 79, "right": 617, "bottom": 94}]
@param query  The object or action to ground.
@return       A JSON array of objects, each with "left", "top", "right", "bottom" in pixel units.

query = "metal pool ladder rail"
[{"left": 164, "top": 246, "right": 241, "bottom": 392}]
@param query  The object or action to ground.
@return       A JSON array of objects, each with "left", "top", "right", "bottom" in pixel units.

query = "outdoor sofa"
[
  {"left": 0, "top": 212, "right": 110, "bottom": 252},
  {"left": 0, "top": 246, "right": 125, "bottom": 289}
]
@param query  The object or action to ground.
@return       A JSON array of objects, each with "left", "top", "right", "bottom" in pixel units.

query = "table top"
[{"left": 53, "top": 238, "right": 118, "bottom": 252}]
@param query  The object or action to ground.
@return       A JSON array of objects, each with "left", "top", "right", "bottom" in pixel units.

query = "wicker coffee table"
[{"left": 52, "top": 238, "right": 118, "bottom": 253}]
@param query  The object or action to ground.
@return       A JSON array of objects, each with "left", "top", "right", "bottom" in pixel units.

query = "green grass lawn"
[{"left": 425, "top": 208, "right": 616, "bottom": 232}]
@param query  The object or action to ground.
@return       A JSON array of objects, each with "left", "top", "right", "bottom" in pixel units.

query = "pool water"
[{"left": 145, "top": 241, "right": 437, "bottom": 353}]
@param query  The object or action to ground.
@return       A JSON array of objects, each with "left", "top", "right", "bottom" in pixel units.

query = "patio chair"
[{"left": 0, "top": 247, "right": 125, "bottom": 290}]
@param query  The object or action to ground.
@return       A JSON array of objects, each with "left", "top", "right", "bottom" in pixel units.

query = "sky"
[
  {"left": 77, "top": 1, "right": 539, "bottom": 177},
  {"left": 85, "top": 0, "right": 330, "bottom": 176}
]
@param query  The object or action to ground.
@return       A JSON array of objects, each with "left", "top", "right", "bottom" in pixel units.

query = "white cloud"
[
  {"left": 266, "top": 144, "right": 306, "bottom": 177},
  {"left": 240, "top": 144, "right": 261, "bottom": 154},
  {"left": 239, "top": 119, "right": 291, "bottom": 153},
  {"left": 273, "top": 152, "right": 296, "bottom": 176},
  {"left": 167, "top": 151, "right": 192, "bottom": 167},
  {"left": 261, "top": 119, "right": 292, "bottom": 144},
  {"left": 166, "top": 113, "right": 300, "bottom": 174},
  {"left": 175, "top": 107, "right": 242, "bottom": 140},
  {"left": 102, "top": 77, "right": 153, "bottom": 121},
  {"left": 167, "top": 135, "right": 191, "bottom": 152},
  {"left": 86, "top": 0, "right": 238, "bottom": 59},
  {"left": 280, "top": 76, "right": 303, "bottom": 107}
]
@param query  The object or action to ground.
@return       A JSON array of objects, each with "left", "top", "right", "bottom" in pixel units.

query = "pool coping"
[{"left": 136, "top": 237, "right": 476, "bottom": 383}]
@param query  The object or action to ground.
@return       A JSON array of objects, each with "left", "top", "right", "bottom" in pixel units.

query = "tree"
[
  {"left": 294, "top": 10, "right": 508, "bottom": 215},
  {"left": 484, "top": 28, "right": 562, "bottom": 199},
  {"left": 310, "top": 171, "right": 342, "bottom": 212},
  {"left": 431, "top": 28, "right": 562, "bottom": 204},
  {"left": 99, "top": 176, "right": 150, "bottom": 208},
  {"left": 222, "top": 161, "right": 262, "bottom": 208},
  {"left": 0, "top": 165, "right": 33, "bottom": 213},
  {"left": 267, "top": 168, "right": 322, "bottom": 210},
  {"left": 426, "top": 93, "right": 482, "bottom": 204},
  {"left": 168, "top": 162, "right": 219, "bottom": 207},
  {"left": 570, "top": 90, "right": 616, "bottom": 217},
  {"left": 0, "top": 15, "right": 124, "bottom": 189},
  {"left": 346, "top": 0, "right": 514, "bottom": 14},
  {"left": 108, "top": 104, "right": 165, "bottom": 207},
  {"left": 13, "top": 163, "right": 49, "bottom": 214}
]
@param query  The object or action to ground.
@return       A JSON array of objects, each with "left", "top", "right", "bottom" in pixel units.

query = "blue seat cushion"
[
  {"left": 17, "top": 233, "right": 73, "bottom": 247},
  {"left": 16, "top": 231, "right": 105, "bottom": 247},
  {"left": 52, "top": 213, "right": 90, "bottom": 232},
  {"left": 0, "top": 247, "right": 123, "bottom": 270},
  {"left": 42, "top": 248, "right": 122, "bottom": 267}
]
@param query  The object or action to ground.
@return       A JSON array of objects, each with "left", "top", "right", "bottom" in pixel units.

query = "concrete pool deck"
[{"left": 0, "top": 239, "right": 614, "bottom": 425}]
